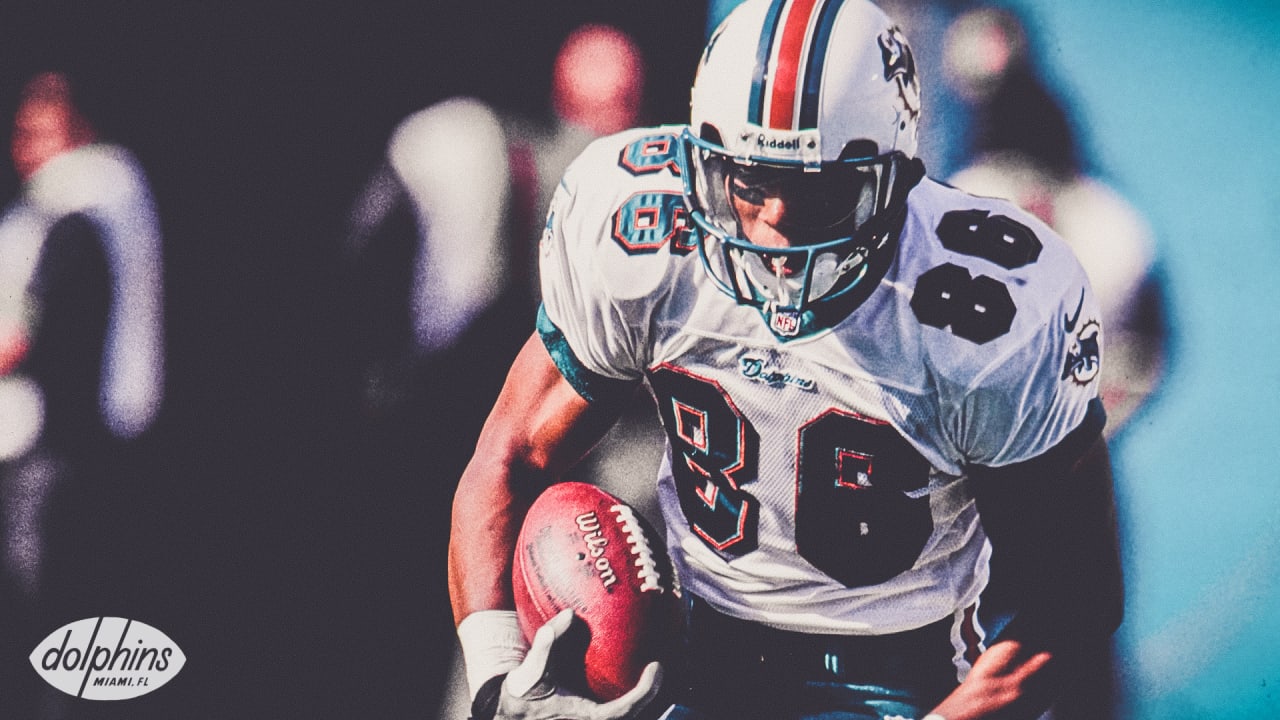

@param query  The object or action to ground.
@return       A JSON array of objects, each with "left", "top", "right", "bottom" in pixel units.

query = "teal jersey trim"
[{"left": 536, "top": 305, "right": 637, "bottom": 405}]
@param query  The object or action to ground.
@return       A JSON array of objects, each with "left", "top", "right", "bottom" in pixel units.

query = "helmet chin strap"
[
  {"left": 770, "top": 256, "right": 791, "bottom": 306},
  {"left": 759, "top": 241, "right": 868, "bottom": 311}
]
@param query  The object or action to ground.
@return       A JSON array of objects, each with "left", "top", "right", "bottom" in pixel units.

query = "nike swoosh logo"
[{"left": 1064, "top": 288, "right": 1085, "bottom": 332}]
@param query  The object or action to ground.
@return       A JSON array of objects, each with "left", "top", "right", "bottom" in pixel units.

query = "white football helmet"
[{"left": 682, "top": 0, "right": 923, "bottom": 337}]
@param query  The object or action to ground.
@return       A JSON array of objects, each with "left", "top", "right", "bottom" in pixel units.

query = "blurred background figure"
[
  {"left": 942, "top": 5, "right": 1167, "bottom": 438},
  {"left": 342, "top": 23, "right": 663, "bottom": 719},
  {"left": 344, "top": 23, "right": 647, "bottom": 407},
  {"left": 6, "top": 72, "right": 166, "bottom": 439},
  {"left": 0, "top": 69, "right": 165, "bottom": 718}
]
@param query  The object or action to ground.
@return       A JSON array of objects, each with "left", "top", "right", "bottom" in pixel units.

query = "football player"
[{"left": 448, "top": 1, "right": 1123, "bottom": 719}]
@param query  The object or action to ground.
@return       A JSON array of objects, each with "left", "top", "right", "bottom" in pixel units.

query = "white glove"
[{"left": 485, "top": 609, "right": 663, "bottom": 720}]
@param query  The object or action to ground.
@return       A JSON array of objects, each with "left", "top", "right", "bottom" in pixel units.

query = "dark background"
[{"left": 0, "top": 2, "right": 705, "bottom": 717}]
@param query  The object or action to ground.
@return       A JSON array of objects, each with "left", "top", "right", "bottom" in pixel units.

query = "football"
[{"left": 512, "top": 482, "right": 679, "bottom": 701}]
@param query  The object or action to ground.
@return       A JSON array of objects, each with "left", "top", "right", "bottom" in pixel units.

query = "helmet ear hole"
[
  {"left": 699, "top": 123, "right": 724, "bottom": 145},
  {"left": 838, "top": 140, "right": 880, "bottom": 161}
]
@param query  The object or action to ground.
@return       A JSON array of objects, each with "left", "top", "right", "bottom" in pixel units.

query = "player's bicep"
[
  {"left": 471, "top": 332, "right": 629, "bottom": 488},
  {"left": 450, "top": 333, "right": 633, "bottom": 618},
  {"left": 471, "top": 335, "right": 604, "bottom": 481}
]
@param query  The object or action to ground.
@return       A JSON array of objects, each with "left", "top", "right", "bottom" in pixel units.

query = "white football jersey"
[{"left": 540, "top": 127, "right": 1102, "bottom": 638}]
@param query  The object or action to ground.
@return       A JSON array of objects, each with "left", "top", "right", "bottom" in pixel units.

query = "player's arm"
[
  {"left": 929, "top": 407, "right": 1122, "bottom": 720},
  {"left": 449, "top": 331, "right": 662, "bottom": 720},
  {"left": 449, "top": 331, "right": 624, "bottom": 621}
]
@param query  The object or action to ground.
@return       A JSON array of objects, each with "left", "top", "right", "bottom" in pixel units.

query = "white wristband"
[
  {"left": 456, "top": 610, "right": 530, "bottom": 700},
  {"left": 922, "top": 715, "right": 947, "bottom": 720}
]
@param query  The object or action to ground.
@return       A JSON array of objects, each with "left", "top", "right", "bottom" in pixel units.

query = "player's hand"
[{"left": 488, "top": 609, "right": 663, "bottom": 720}]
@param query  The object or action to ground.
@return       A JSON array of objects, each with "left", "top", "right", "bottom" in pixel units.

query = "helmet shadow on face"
[{"left": 725, "top": 162, "right": 877, "bottom": 249}]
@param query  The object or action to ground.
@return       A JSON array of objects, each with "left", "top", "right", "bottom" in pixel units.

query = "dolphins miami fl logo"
[{"left": 31, "top": 617, "right": 186, "bottom": 700}]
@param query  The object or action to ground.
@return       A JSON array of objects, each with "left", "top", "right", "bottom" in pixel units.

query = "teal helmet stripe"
[
  {"left": 747, "top": 0, "right": 790, "bottom": 127},
  {"left": 799, "top": 0, "right": 848, "bottom": 130}
]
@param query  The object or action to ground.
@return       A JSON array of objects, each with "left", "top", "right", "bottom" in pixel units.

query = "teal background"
[{"left": 1008, "top": 1, "right": 1280, "bottom": 716}]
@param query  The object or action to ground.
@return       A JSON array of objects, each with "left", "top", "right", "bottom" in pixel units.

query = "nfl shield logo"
[{"left": 770, "top": 309, "right": 802, "bottom": 337}]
